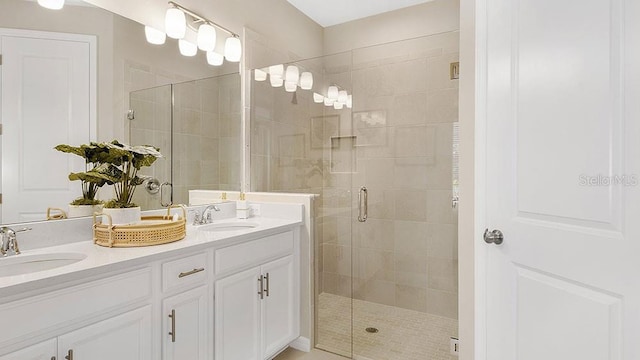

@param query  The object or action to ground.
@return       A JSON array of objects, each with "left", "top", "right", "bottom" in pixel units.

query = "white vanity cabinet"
[
  {"left": 0, "top": 268, "right": 153, "bottom": 360},
  {"left": 214, "top": 231, "right": 300, "bottom": 360},
  {"left": 160, "top": 252, "right": 209, "bottom": 360},
  {"left": 57, "top": 306, "right": 152, "bottom": 360},
  {"left": 0, "top": 339, "right": 56, "bottom": 360}
]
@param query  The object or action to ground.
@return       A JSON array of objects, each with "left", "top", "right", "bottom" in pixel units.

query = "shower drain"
[{"left": 365, "top": 327, "right": 379, "bottom": 333}]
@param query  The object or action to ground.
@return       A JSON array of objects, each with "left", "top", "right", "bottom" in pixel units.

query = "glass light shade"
[
  {"left": 346, "top": 95, "right": 353, "bottom": 108},
  {"left": 334, "top": 101, "right": 344, "bottom": 110},
  {"left": 284, "top": 81, "right": 297, "bottom": 92},
  {"left": 285, "top": 65, "right": 299, "bottom": 83},
  {"left": 206, "top": 51, "right": 224, "bottom": 66},
  {"left": 165, "top": 8, "right": 186, "bottom": 39},
  {"left": 254, "top": 69, "right": 268, "bottom": 81},
  {"left": 270, "top": 76, "right": 284, "bottom": 87},
  {"left": 144, "top": 26, "right": 166, "bottom": 45},
  {"left": 324, "top": 97, "right": 335, "bottom": 106},
  {"left": 224, "top": 37, "right": 242, "bottom": 62},
  {"left": 313, "top": 93, "right": 324, "bottom": 103},
  {"left": 37, "top": 0, "right": 64, "bottom": 9},
  {"left": 178, "top": 39, "right": 197, "bottom": 56},
  {"left": 269, "top": 64, "right": 284, "bottom": 79},
  {"left": 338, "top": 90, "right": 348, "bottom": 103},
  {"left": 197, "top": 24, "right": 217, "bottom": 51},
  {"left": 300, "top": 72, "right": 313, "bottom": 90},
  {"left": 327, "top": 86, "right": 339, "bottom": 100}
]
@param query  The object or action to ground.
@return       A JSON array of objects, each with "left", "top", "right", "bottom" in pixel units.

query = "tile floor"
[{"left": 313, "top": 293, "right": 458, "bottom": 360}]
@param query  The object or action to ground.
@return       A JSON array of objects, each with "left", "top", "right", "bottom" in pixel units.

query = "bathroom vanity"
[{"left": 0, "top": 203, "right": 303, "bottom": 360}]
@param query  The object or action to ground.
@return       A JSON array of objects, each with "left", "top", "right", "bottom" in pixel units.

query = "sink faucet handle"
[{"left": 0, "top": 226, "right": 21, "bottom": 256}]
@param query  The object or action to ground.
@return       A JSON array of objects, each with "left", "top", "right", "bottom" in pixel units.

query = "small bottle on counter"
[{"left": 237, "top": 192, "right": 250, "bottom": 219}]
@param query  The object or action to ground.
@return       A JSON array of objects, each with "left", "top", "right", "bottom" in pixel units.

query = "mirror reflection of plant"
[
  {"left": 54, "top": 143, "right": 110, "bottom": 206},
  {"left": 84, "top": 141, "right": 162, "bottom": 209}
]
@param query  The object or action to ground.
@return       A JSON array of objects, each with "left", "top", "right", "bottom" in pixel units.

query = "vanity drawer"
[
  {"left": 0, "top": 268, "right": 151, "bottom": 346},
  {"left": 162, "top": 252, "right": 207, "bottom": 293},
  {"left": 215, "top": 231, "right": 294, "bottom": 276}
]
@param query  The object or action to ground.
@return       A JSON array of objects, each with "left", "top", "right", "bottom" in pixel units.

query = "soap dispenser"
[{"left": 236, "top": 193, "right": 250, "bottom": 219}]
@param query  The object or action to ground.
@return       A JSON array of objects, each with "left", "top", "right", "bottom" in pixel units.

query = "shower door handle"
[
  {"left": 358, "top": 186, "right": 368, "bottom": 222},
  {"left": 160, "top": 182, "right": 173, "bottom": 207}
]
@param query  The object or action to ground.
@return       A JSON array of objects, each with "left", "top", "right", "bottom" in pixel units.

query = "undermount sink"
[
  {"left": 198, "top": 222, "right": 260, "bottom": 232},
  {"left": 0, "top": 252, "right": 87, "bottom": 277}
]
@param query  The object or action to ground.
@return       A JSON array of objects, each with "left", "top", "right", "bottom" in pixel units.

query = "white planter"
[
  {"left": 68, "top": 204, "right": 104, "bottom": 218},
  {"left": 102, "top": 207, "right": 141, "bottom": 226}
]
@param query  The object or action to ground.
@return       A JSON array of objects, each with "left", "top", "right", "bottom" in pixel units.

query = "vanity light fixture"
[
  {"left": 145, "top": 26, "right": 167, "bottom": 45},
  {"left": 178, "top": 39, "right": 198, "bottom": 56},
  {"left": 156, "top": 2, "right": 241, "bottom": 63},
  {"left": 37, "top": 0, "right": 64, "bottom": 10},
  {"left": 254, "top": 69, "right": 268, "bottom": 82},
  {"left": 206, "top": 51, "right": 224, "bottom": 66}
]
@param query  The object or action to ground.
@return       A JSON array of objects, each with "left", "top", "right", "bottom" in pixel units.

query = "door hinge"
[
  {"left": 0, "top": 124, "right": 3, "bottom": 135},
  {"left": 0, "top": 54, "right": 3, "bottom": 65},
  {"left": 0, "top": 193, "right": 3, "bottom": 204}
]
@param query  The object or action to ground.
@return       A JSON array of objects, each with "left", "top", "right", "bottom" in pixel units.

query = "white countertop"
[{"left": 0, "top": 216, "right": 302, "bottom": 299}]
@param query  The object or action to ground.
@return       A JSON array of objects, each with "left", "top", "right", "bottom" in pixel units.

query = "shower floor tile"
[{"left": 316, "top": 293, "right": 458, "bottom": 360}]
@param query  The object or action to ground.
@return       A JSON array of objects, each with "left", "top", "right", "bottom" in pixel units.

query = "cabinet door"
[
  {"left": 57, "top": 306, "right": 152, "bottom": 360},
  {"left": 261, "top": 255, "right": 298, "bottom": 358},
  {"left": 162, "top": 286, "right": 208, "bottom": 360},
  {"left": 0, "top": 338, "right": 56, "bottom": 360},
  {"left": 215, "top": 266, "right": 262, "bottom": 360}
]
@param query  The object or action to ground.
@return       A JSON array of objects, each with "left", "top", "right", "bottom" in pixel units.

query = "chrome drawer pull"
[{"left": 178, "top": 268, "right": 205, "bottom": 278}]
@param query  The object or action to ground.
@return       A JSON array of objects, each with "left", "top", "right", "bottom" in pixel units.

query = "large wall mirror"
[{"left": 0, "top": 0, "right": 242, "bottom": 223}]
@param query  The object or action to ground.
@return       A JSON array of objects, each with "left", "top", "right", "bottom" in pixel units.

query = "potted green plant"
[
  {"left": 85, "top": 140, "right": 162, "bottom": 225},
  {"left": 54, "top": 143, "right": 109, "bottom": 218}
]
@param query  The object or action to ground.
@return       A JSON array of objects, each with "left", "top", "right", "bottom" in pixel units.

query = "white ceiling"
[{"left": 286, "top": 0, "right": 434, "bottom": 27}]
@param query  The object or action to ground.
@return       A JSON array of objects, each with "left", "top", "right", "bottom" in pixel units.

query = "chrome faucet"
[
  {"left": 0, "top": 226, "right": 31, "bottom": 256},
  {"left": 193, "top": 205, "right": 221, "bottom": 225}
]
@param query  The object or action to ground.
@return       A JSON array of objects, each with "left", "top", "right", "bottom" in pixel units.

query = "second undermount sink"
[
  {"left": 0, "top": 252, "right": 87, "bottom": 277},
  {"left": 198, "top": 222, "right": 260, "bottom": 232}
]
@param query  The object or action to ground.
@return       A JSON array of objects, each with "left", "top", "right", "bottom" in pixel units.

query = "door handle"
[
  {"left": 168, "top": 309, "right": 176, "bottom": 342},
  {"left": 258, "top": 275, "right": 265, "bottom": 299},
  {"left": 483, "top": 229, "right": 504, "bottom": 245},
  {"left": 358, "top": 186, "right": 368, "bottom": 222},
  {"left": 64, "top": 349, "right": 73, "bottom": 360},
  {"left": 160, "top": 182, "right": 173, "bottom": 207}
]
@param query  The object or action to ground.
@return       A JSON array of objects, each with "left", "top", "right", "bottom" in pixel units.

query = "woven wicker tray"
[{"left": 93, "top": 205, "right": 186, "bottom": 248}]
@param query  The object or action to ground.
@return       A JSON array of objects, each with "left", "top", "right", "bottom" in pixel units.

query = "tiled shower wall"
[
  {"left": 250, "top": 32, "right": 459, "bottom": 320},
  {"left": 130, "top": 73, "right": 242, "bottom": 209}
]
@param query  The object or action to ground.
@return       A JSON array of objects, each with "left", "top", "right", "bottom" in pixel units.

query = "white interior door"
[
  {"left": 483, "top": 0, "right": 640, "bottom": 359},
  {"left": 0, "top": 29, "right": 96, "bottom": 223}
]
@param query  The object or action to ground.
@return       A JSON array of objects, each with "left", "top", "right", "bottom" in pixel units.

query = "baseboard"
[{"left": 290, "top": 336, "right": 311, "bottom": 352}]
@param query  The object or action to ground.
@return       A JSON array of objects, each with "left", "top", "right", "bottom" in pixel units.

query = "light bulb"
[
  {"left": 269, "top": 64, "right": 284, "bottom": 79},
  {"left": 346, "top": 95, "right": 353, "bottom": 109},
  {"left": 327, "top": 86, "right": 339, "bottom": 100},
  {"left": 178, "top": 39, "right": 197, "bottom": 56},
  {"left": 224, "top": 37, "right": 242, "bottom": 62},
  {"left": 144, "top": 26, "right": 166, "bottom": 45},
  {"left": 285, "top": 65, "right": 299, "bottom": 84},
  {"left": 285, "top": 81, "right": 297, "bottom": 92},
  {"left": 270, "top": 77, "right": 284, "bottom": 87},
  {"left": 37, "top": 0, "right": 64, "bottom": 9},
  {"left": 338, "top": 90, "right": 348, "bottom": 103},
  {"left": 207, "top": 51, "right": 224, "bottom": 66},
  {"left": 254, "top": 69, "right": 268, "bottom": 81},
  {"left": 313, "top": 93, "right": 324, "bottom": 103},
  {"left": 334, "top": 102, "right": 344, "bottom": 110},
  {"left": 197, "top": 24, "right": 216, "bottom": 51},
  {"left": 300, "top": 72, "right": 313, "bottom": 90},
  {"left": 165, "top": 8, "right": 186, "bottom": 39}
]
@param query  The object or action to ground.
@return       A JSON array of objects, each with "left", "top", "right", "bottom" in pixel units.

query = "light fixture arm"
[{"left": 168, "top": 1, "right": 239, "bottom": 38}]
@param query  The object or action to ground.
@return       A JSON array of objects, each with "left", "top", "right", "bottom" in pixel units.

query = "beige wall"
[{"left": 323, "top": 0, "right": 460, "bottom": 55}]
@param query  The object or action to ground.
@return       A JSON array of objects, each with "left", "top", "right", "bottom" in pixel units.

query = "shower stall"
[{"left": 250, "top": 31, "right": 460, "bottom": 359}]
